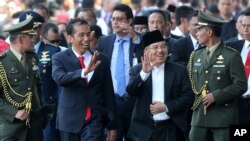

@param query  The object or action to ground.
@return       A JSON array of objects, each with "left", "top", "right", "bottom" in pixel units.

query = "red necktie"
[
  {"left": 245, "top": 50, "right": 250, "bottom": 78},
  {"left": 78, "top": 56, "right": 91, "bottom": 121}
]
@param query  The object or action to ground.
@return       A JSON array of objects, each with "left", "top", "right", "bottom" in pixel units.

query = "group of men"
[{"left": 0, "top": 2, "right": 249, "bottom": 141}]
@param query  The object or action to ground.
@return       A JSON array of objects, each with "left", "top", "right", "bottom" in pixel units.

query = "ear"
[
  {"left": 128, "top": 18, "right": 133, "bottom": 26},
  {"left": 67, "top": 35, "right": 73, "bottom": 44}
]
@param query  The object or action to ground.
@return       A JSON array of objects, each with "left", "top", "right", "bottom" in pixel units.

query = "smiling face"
[
  {"left": 68, "top": 23, "right": 90, "bottom": 55},
  {"left": 145, "top": 41, "right": 168, "bottom": 67}
]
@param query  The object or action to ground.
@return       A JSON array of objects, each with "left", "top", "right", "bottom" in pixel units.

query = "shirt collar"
[
  {"left": 153, "top": 63, "right": 165, "bottom": 70},
  {"left": 190, "top": 34, "right": 198, "bottom": 47},
  {"left": 72, "top": 47, "right": 91, "bottom": 58},
  {"left": 115, "top": 34, "right": 130, "bottom": 42},
  {"left": 10, "top": 46, "right": 22, "bottom": 61}
]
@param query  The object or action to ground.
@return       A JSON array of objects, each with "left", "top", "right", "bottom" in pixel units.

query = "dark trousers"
[
  {"left": 60, "top": 115, "right": 104, "bottom": 141},
  {"left": 43, "top": 117, "right": 61, "bottom": 141},
  {"left": 150, "top": 119, "right": 185, "bottom": 141},
  {"left": 115, "top": 95, "right": 135, "bottom": 141},
  {"left": 237, "top": 97, "right": 250, "bottom": 125},
  {"left": 189, "top": 127, "right": 229, "bottom": 141}
]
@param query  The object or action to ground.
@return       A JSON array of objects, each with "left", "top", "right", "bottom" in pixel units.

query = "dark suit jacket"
[
  {"left": 225, "top": 39, "right": 245, "bottom": 53},
  {"left": 170, "top": 35, "right": 194, "bottom": 66},
  {"left": 36, "top": 41, "right": 61, "bottom": 104},
  {"left": 96, "top": 34, "right": 143, "bottom": 66},
  {"left": 52, "top": 49, "right": 116, "bottom": 133},
  {"left": 220, "top": 19, "right": 237, "bottom": 41},
  {"left": 126, "top": 62, "right": 194, "bottom": 141}
]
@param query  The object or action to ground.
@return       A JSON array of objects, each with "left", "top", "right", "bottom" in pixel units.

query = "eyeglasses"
[
  {"left": 111, "top": 17, "right": 128, "bottom": 22},
  {"left": 42, "top": 36, "right": 61, "bottom": 45}
]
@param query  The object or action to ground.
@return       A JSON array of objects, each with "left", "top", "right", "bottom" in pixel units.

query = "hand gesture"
[
  {"left": 15, "top": 109, "right": 29, "bottom": 121},
  {"left": 121, "top": 22, "right": 138, "bottom": 42},
  {"left": 202, "top": 93, "right": 215, "bottom": 108},
  {"left": 107, "top": 130, "right": 116, "bottom": 141},
  {"left": 84, "top": 51, "right": 101, "bottom": 75},
  {"left": 141, "top": 51, "right": 155, "bottom": 73},
  {"left": 150, "top": 101, "right": 167, "bottom": 115}
]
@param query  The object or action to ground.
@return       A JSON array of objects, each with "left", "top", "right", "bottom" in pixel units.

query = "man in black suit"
[
  {"left": 96, "top": 4, "right": 143, "bottom": 141},
  {"left": 225, "top": 11, "right": 250, "bottom": 125},
  {"left": 127, "top": 30, "right": 194, "bottom": 141},
  {"left": 52, "top": 18, "right": 116, "bottom": 141},
  {"left": 170, "top": 11, "right": 199, "bottom": 66},
  {"left": 147, "top": 10, "right": 177, "bottom": 57}
]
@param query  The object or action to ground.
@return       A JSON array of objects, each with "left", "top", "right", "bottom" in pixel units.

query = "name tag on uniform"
[
  {"left": 213, "top": 65, "right": 225, "bottom": 68},
  {"left": 194, "top": 63, "right": 202, "bottom": 66},
  {"left": 32, "top": 65, "right": 38, "bottom": 71}
]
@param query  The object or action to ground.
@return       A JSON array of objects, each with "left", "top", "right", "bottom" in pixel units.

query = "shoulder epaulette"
[
  {"left": 225, "top": 46, "right": 237, "bottom": 52},
  {"left": 0, "top": 52, "right": 6, "bottom": 59}
]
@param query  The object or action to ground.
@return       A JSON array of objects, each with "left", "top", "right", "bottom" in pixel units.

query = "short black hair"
[
  {"left": 31, "top": 3, "right": 50, "bottom": 17},
  {"left": 175, "top": 6, "right": 194, "bottom": 26},
  {"left": 90, "top": 25, "right": 102, "bottom": 39},
  {"left": 42, "top": 22, "right": 59, "bottom": 37},
  {"left": 66, "top": 18, "right": 89, "bottom": 36},
  {"left": 113, "top": 4, "right": 133, "bottom": 19},
  {"left": 74, "top": 7, "right": 97, "bottom": 20},
  {"left": 187, "top": 10, "right": 199, "bottom": 22}
]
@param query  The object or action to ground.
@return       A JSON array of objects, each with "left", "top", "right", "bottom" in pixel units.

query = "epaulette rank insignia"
[{"left": 225, "top": 46, "right": 237, "bottom": 52}]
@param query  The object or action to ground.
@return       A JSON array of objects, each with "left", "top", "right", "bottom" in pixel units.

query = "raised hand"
[
  {"left": 84, "top": 50, "right": 101, "bottom": 75},
  {"left": 141, "top": 51, "right": 155, "bottom": 73}
]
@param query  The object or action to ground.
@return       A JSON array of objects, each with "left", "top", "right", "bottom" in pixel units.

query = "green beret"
[
  {"left": 4, "top": 15, "right": 37, "bottom": 36},
  {"left": 196, "top": 11, "right": 228, "bottom": 29}
]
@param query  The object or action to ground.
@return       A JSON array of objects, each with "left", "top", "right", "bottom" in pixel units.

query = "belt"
[
  {"left": 153, "top": 119, "right": 171, "bottom": 127},
  {"left": 242, "top": 95, "right": 250, "bottom": 98}
]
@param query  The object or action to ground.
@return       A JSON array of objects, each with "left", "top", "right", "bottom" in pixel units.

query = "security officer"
[
  {"left": 188, "top": 11, "right": 247, "bottom": 141},
  {"left": 0, "top": 16, "right": 44, "bottom": 141}
]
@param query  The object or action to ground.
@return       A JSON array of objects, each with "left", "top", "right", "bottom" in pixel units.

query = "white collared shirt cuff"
[
  {"left": 81, "top": 69, "right": 87, "bottom": 78},
  {"left": 140, "top": 70, "right": 150, "bottom": 81}
]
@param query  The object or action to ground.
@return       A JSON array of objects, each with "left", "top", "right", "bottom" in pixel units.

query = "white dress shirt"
[
  {"left": 190, "top": 34, "right": 199, "bottom": 50},
  {"left": 240, "top": 40, "right": 250, "bottom": 96},
  {"left": 72, "top": 48, "right": 94, "bottom": 82},
  {"left": 140, "top": 64, "right": 170, "bottom": 121}
]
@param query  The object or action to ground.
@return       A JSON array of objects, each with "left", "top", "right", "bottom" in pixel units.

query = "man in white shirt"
[{"left": 127, "top": 30, "right": 194, "bottom": 141}]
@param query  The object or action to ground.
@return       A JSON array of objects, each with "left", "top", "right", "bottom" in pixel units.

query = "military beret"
[
  {"left": 134, "top": 16, "right": 148, "bottom": 25},
  {"left": 196, "top": 11, "right": 228, "bottom": 29},
  {"left": 4, "top": 16, "right": 37, "bottom": 36},
  {"left": 143, "top": 30, "right": 164, "bottom": 47},
  {"left": 19, "top": 11, "right": 45, "bottom": 28}
]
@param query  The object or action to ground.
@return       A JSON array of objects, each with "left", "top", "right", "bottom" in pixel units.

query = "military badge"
[
  {"left": 217, "top": 55, "right": 224, "bottom": 60},
  {"left": 40, "top": 51, "right": 51, "bottom": 64}
]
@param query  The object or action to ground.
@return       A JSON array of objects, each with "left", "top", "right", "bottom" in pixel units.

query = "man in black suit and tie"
[
  {"left": 170, "top": 11, "right": 199, "bottom": 67},
  {"left": 225, "top": 11, "right": 250, "bottom": 125},
  {"left": 96, "top": 4, "right": 143, "bottom": 141},
  {"left": 52, "top": 18, "right": 116, "bottom": 141},
  {"left": 127, "top": 30, "right": 194, "bottom": 141}
]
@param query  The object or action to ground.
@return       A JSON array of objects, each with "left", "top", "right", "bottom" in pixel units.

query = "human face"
[
  {"left": 77, "top": 11, "right": 97, "bottom": 25},
  {"left": 134, "top": 24, "right": 148, "bottom": 33},
  {"left": 68, "top": 24, "right": 90, "bottom": 55},
  {"left": 148, "top": 13, "right": 165, "bottom": 35},
  {"left": 218, "top": 0, "right": 232, "bottom": 17},
  {"left": 111, "top": 11, "right": 129, "bottom": 34},
  {"left": 188, "top": 16, "right": 198, "bottom": 39},
  {"left": 43, "top": 28, "right": 61, "bottom": 46},
  {"left": 146, "top": 41, "right": 168, "bottom": 67},
  {"left": 242, "top": 15, "right": 250, "bottom": 40},
  {"left": 236, "top": 15, "right": 243, "bottom": 35},
  {"left": 33, "top": 8, "right": 49, "bottom": 22},
  {"left": 196, "top": 27, "right": 210, "bottom": 45},
  {"left": 20, "top": 34, "right": 36, "bottom": 52}
]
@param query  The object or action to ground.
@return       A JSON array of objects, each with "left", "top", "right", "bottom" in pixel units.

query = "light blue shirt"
[{"left": 111, "top": 35, "right": 133, "bottom": 94}]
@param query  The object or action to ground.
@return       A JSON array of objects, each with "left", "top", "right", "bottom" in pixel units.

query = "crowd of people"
[{"left": 0, "top": 0, "right": 250, "bottom": 141}]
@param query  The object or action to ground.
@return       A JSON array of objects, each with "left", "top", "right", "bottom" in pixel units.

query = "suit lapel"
[
  {"left": 129, "top": 40, "right": 135, "bottom": 66},
  {"left": 164, "top": 62, "right": 174, "bottom": 101},
  {"left": 145, "top": 73, "right": 153, "bottom": 102},
  {"left": 106, "top": 34, "right": 116, "bottom": 64}
]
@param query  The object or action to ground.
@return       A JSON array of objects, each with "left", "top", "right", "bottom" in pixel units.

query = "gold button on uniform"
[
  {"left": 205, "top": 70, "right": 208, "bottom": 74},
  {"left": 217, "top": 71, "right": 220, "bottom": 73},
  {"left": 217, "top": 77, "right": 221, "bottom": 80},
  {"left": 225, "top": 104, "right": 228, "bottom": 106},
  {"left": 205, "top": 81, "right": 208, "bottom": 84}
]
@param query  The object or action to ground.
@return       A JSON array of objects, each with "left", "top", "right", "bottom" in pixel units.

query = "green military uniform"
[
  {"left": 188, "top": 11, "right": 247, "bottom": 141},
  {"left": 0, "top": 16, "right": 44, "bottom": 141}
]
